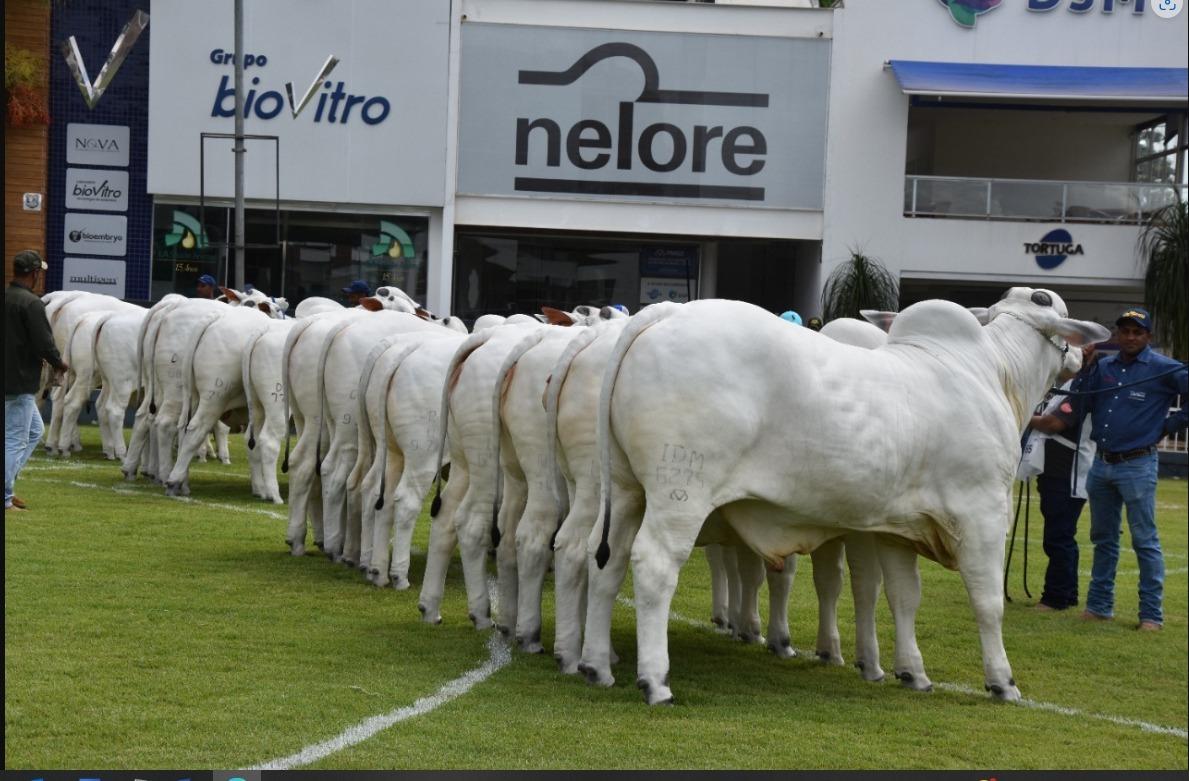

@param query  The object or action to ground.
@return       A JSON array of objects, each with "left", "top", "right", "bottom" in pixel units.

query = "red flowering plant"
[{"left": 5, "top": 43, "right": 51, "bottom": 126}]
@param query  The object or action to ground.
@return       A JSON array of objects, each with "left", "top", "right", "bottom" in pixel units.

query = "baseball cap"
[
  {"left": 1116, "top": 306, "right": 1152, "bottom": 332},
  {"left": 779, "top": 310, "right": 802, "bottom": 326},
  {"left": 611, "top": 303, "right": 630, "bottom": 314},
  {"left": 13, "top": 250, "right": 47, "bottom": 273},
  {"left": 342, "top": 279, "right": 371, "bottom": 295},
  {"left": 197, "top": 274, "right": 217, "bottom": 287},
  {"left": 807, "top": 316, "right": 823, "bottom": 331}
]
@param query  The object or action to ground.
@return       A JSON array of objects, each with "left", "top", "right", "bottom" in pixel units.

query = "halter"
[{"left": 996, "top": 309, "right": 1070, "bottom": 358}]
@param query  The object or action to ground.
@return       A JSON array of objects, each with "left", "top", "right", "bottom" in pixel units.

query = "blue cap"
[
  {"left": 1116, "top": 306, "right": 1152, "bottom": 332},
  {"left": 342, "top": 279, "right": 371, "bottom": 296},
  {"left": 611, "top": 304, "right": 629, "bottom": 314},
  {"left": 779, "top": 310, "right": 802, "bottom": 326},
  {"left": 197, "top": 274, "right": 217, "bottom": 287}
]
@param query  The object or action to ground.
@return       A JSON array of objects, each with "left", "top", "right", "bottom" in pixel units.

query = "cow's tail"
[
  {"left": 428, "top": 328, "right": 500, "bottom": 518},
  {"left": 177, "top": 312, "right": 223, "bottom": 434},
  {"left": 488, "top": 328, "right": 548, "bottom": 547},
  {"left": 595, "top": 303, "right": 680, "bottom": 569},
  {"left": 241, "top": 326, "right": 270, "bottom": 450},
  {"left": 366, "top": 340, "right": 424, "bottom": 511},
  {"left": 140, "top": 298, "right": 180, "bottom": 414},
  {"left": 280, "top": 316, "right": 320, "bottom": 473},
  {"left": 313, "top": 318, "right": 356, "bottom": 476},
  {"left": 544, "top": 324, "right": 605, "bottom": 547}
]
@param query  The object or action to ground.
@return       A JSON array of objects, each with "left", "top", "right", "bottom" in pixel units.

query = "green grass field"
[{"left": 5, "top": 426, "right": 1187, "bottom": 770}]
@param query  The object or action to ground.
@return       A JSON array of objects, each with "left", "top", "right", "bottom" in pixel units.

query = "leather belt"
[{"left": 1099, "top": 447, "right": 1156, "bottom": 465}]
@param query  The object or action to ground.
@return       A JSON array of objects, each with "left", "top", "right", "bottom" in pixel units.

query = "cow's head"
[{"left": 989, "top": 287, "right": 1110, "bottom": 375}]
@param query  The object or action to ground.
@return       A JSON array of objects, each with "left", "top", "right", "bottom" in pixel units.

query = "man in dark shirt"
[
  {"left": 196, "top": 274, "right": 218, "bottom": 299},
  {"left": 1074, "top": 307, "right": 1188, "bottom": 630},
  {"left": 342, "top": 279, "right": 371, "bottom": 307},
  {"left": 5, "top": 250, "right": 69, "bottom": 512}
]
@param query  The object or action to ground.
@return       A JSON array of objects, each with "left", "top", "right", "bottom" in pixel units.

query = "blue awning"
[{"left": 886, "top": 60, "right": 1188, "bottom": 103}]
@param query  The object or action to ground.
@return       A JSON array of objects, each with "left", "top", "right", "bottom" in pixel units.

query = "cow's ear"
[
  {"left": 967, "top": 307, "right": 992, "bottom": 325},
  {"left": 257, "top": 301, "right": 273, "bottom": 317},
  {"left": 221, "top": 286, "right": 241, "bottom": 302},
  {"left": 415, "top": 307, "right": 433, "bottom": 321},
  {"left": 541, "top": 306, "right": 574, "bottom": 326},
  {"left": 860, "top": 310, "right": 897, "bottom": 332},
  {"left": 360, "top": 297, "right": 384, "bottom": 312}
]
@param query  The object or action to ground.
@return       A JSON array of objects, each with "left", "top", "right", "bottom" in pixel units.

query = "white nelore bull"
[
  {"left": 589, "top": 289, "right": 1107, "bottom": 704},
  {"left": 241, "top": 319, "right": 298, "bottom": 503}
]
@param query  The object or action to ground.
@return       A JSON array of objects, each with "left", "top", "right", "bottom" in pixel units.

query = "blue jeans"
[
  {"left": 1037, "top": 473, "right": 1085, "bottom": 609},
  {"left": 1085, "top": 452, "right": 1163, "bottom": 624},
  {"left": 5, "top": 393, "right": 45, "bottom": 508}
]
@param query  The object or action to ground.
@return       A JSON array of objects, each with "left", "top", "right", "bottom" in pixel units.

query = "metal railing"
[
  {"left": 1158, "top": 395, "right": 1186, "bottom": 454},
  {"left": 904, "top": 176, "right": 1186, "bottom": 224}
]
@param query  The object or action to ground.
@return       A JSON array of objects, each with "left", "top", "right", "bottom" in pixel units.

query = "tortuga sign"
[{"left": 457, "top": 24, "right": 830, "bottom": 210}]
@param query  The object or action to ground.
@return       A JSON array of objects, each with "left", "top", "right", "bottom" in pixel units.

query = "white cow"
[
  {"left": 241, "top": 319, "right": 298, "bottom": 503},
  {"left": 49, "top": 300, "right": 145, "bottom": 457},
  {"left": 280, "top": 290, "right": 426, "bottom": 556},
  {"left": 588, "top": 289, "right": 1106, "bottom": 704},
  {"left": 79, "top": 305, "right": 150, "bottom": 460},
  {"left": 122, "top": 295, "right": 191, "bottom": 480},
  {"left": 162, "top": 300, "right": 285, "bottom": 497},
  {"left": 42, "top": 291, "right": 136, "bottom": 456}
]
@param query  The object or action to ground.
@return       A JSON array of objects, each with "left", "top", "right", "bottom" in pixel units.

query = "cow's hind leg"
[
  {"left": 959, "top": 519, "right": 1020, "bottom": 701},
  {"left": 811, "top": 539, "right": 845, "bottom": 665},
  {"left": 765, "top": 554, "right": 796, "bottom": 659},
  {"left": 706, "top": 544, "right": 731, "bottom": 633},
  {"left": 875, "top": 539, "right": 931, "bottom": 692},
  {"left": 631, "top": 506, "right": 703, "bottom": 705},
  {"left": 846, "top": 532, "right": 885, "bottom": 682},
  {"left": 732, "top": 547, "right": 765, "bottom": 644}
]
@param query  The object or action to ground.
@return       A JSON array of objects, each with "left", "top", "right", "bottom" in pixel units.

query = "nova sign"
[{"left": 458, "top": 25, "right": 830, "bottom": 209}]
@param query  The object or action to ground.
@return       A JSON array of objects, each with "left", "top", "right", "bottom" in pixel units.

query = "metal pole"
[{"left": 233, "top": 0, "right": 246, "bottom": 290}]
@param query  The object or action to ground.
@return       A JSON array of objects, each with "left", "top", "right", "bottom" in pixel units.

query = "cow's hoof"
[
  {"left": 986, "top": 679, "right": 1020, "bottom": 702},
  {"left": 578, "top": 662, "right": 614, "bottom": 687},
  {"left": 418, "top": 603, "right": 442, "bottom": 625},
  {"left": 314, "top": 539, "right": 325, "bottom": 550},
  {"left": 470, "top": 612, "right": 493, "bottom": 631},
  {"left": 895, "top": 671, "right": 933, "bottom": 692},
  {"left": 855, "top": 660, "right": 886, "bottom": 683},
  {"left": 516, "top": 631, "right": 544, "bottom": 654},
  {"left": 555, "top": 654, "right": 580, "bottom": 675},
  {"left": 121, "top": 470, "right": 135, "bottom": 482},
  {"left": 389, "top": 575, "right": 410, "bottom": 591},
  {"left": 817, "top": 650, "right": 844, "bottom": 666},
  {"left": 341, "top": 557, "right": 356, "bottom": 568},
  {"left": 736, "top": 631, "right": 761, "bottom": 645},
  {"left": 638, "top": 677, "right": 674, "bottom": 706},
  {"left": 710, "top": 616, "right": 731, "bottom": 634},
  {"left": 494, "top": 623, "right": 511, "bottom": 638},
  {"left": 767, "top": 636, "right": 795, "bottom": 659}
]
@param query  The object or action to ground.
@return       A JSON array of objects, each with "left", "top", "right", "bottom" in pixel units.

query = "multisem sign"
[
  {"left": 207, "top": 49, "right": 390, "bottom": 124},
  {"left": 1025, "top": 228, "right": 1084, "bottom": 270}
]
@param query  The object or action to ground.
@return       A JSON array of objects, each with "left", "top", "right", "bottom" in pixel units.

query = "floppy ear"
[
  {"left": 257, "top": 301, "right": 273, "bottom": 317},
  {"left": 273, "top": 297, "right": 290, "bottom": 313},
  {"left": 859, "top": 310, "right": 897, "bottom": 332},
  {"left": 1054, "top": 318, "right": 1111, "bottom": 347},
  {"left": 967, "top": 307, "right": 991, "bottom": 325},
  {"left": 541, "top": 306, "right": 575, "bottom": 326},
  {"left": 220, "top": 286, "right": 242, "bottom": 302},
  {"left": 359, "top": 297, "right": 384, "bottom": 312},
  {"left": 414, "top": 307, "right": 434, "bottom": 321}
]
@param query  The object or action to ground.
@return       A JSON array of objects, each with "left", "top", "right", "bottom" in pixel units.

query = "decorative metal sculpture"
[{"left": 61, "top": 9, "right": 150, "bottom": 109}]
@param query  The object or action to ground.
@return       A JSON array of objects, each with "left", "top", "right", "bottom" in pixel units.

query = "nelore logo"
[
  {"left": 1025, "top": 228, "right": 1084, "bottom": 269},
  {"left": 371, "top": 221, "right": 416, "bottom": 260},
  {"left": 514, "top": 43, "right": 769, "bottom": 201},
  {"left": 164, "top": 211, "right": 208, "bottom": 250},
  {"left": 937, "top": 0, "right": 1002, "bottom": 28}
]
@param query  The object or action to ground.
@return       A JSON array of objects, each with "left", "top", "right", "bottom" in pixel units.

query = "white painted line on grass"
[
  {"left": 935, "top": 681, "right": 1188, "bottom": 740},
  {"left": 250, "top": 577, "right": 509, "bottom": 770},
  {"left": 618, "top": 596, "right": 1188, "bottom": 742},
  {"left": 22, "top": 474, "right": 288, "bottom": 521}
]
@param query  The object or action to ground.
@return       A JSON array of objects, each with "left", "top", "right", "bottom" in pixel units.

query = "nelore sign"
[{"left": 458, "top": 25, "right": 830, "bottom": 209}]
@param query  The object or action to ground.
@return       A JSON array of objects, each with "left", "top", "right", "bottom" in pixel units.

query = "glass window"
[{"left": 1134, "top": 114, "right": 1187, "bottom": 186}]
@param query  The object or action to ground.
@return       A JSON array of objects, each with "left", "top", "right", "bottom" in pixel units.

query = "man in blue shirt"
[{"left": 1074, "top": 307, "right": 1187, "bottom": 630}]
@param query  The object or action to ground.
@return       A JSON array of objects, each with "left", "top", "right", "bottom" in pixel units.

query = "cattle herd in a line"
[{"left": 40, "top": 284, "right": 1110, "bottom": 705}]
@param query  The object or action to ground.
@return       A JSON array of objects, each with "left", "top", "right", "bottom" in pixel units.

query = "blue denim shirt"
[{"left": 1074, "top": 346, "right": 1188, "bottom": 453}]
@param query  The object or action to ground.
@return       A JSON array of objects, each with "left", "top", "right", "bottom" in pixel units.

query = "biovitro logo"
[
  {"left": 164, "top": 211, "right": 208, "bottom": 250},
  {"left": 207, "top": 49, "right": 390, "bottom": 124},
  {"left": 513, "top": 42, "right": 769, "bottom": 202},
  {"left": 72, "top": 178, "right": 123, "bottom": 201},
  {"left": 1025, "top": 228, "right": 1084, "bottom": 269},
  {"left": 370, "top": 220, "right": 416, "bottom": 260}
]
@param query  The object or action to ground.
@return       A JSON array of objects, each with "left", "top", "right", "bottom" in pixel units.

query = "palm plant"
[
  {"left": 1138, "top": 200, "right": 1188, "bottom": 360},
  {"left": 820, "top": 248, "right": 899, "bottom": 323}
]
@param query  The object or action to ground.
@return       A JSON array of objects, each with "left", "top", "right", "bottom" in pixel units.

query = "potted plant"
[{"left": 1138, "top": 200, "right": 1188, "bottom": 361}]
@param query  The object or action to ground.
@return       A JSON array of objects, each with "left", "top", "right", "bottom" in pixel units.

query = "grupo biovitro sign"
[
  {"left": 206, "top": 48, "right": 390, "bottom": 125},
  {"left": 458, "top": 25, "right": 829, "bottom": 210}
]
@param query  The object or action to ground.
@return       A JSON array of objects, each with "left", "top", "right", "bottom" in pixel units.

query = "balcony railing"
[{"left": 904, "top": 176, "right": 1186, "bottom": 224}]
